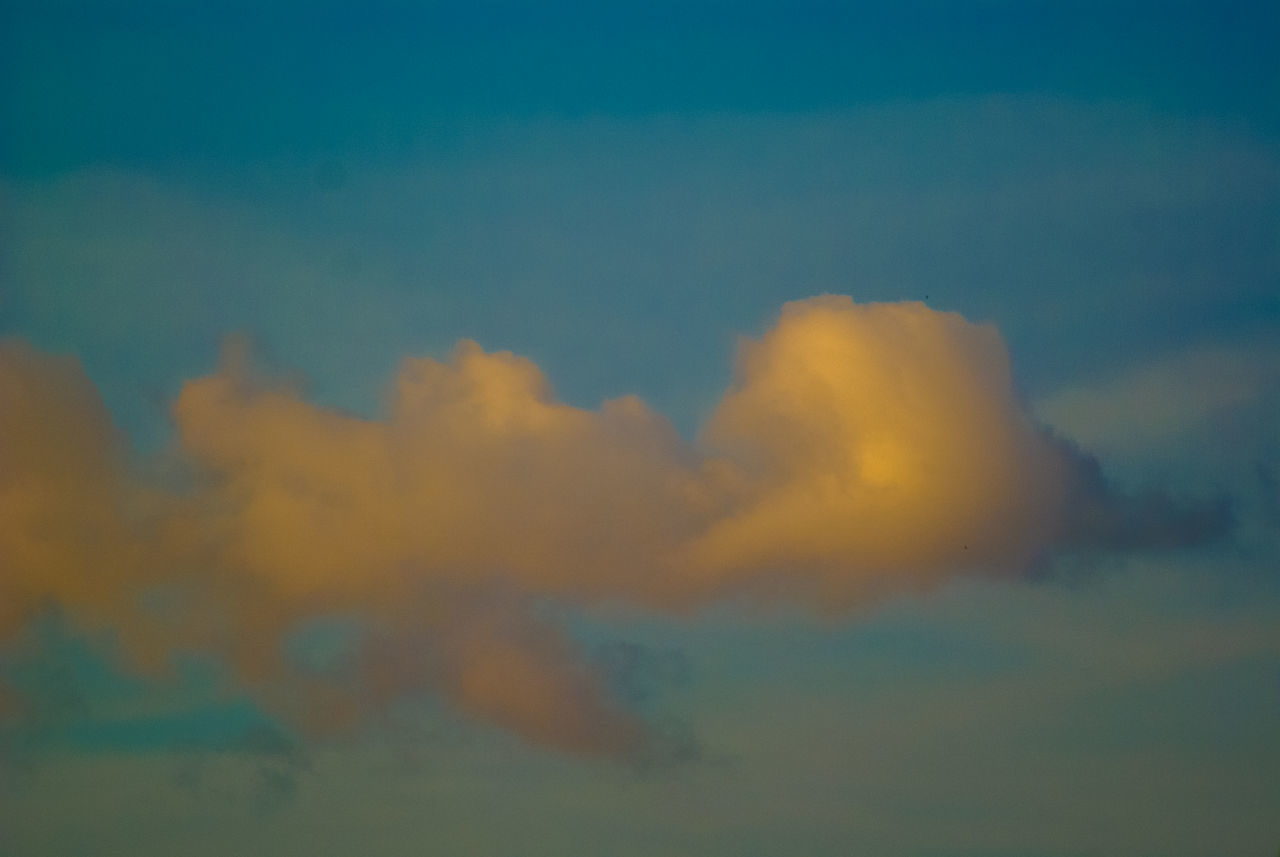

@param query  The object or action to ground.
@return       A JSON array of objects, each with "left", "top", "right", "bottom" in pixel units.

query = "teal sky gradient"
[{"left": 2, "top": 3, "right": 1279, "bottom": 855}]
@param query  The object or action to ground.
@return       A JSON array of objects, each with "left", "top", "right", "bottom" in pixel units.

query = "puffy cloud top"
[{"left": 688, "top": 297, "right": 1076, "bottom": 603}]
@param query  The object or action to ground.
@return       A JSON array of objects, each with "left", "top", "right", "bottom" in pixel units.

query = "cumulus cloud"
[
  {"left": 0, "top": 341, "right": 153, "bottom": 640},
  {"left": 0, "top": 297, "right": 1229, "bottom": 755},
  {"left": 683, "top": 297, "right": 1079, "bottom": 605},
  {"left": 171, "top": 335, "right": 710, "bottom": 607}
]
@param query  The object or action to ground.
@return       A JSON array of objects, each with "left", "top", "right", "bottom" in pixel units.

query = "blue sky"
[{"left": 2, "top": 2, "right": 1279, "bottom": 855}]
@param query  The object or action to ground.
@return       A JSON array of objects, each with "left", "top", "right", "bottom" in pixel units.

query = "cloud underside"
[{"left": 0, "top": 297, "right": 1226, "bottom": 755}]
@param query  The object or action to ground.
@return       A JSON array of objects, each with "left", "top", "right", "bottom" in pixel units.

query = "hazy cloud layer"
[
  {"left": 6, "top": 99, "right": 1277, "bottom": 441},
  {"left": 0, "top": 297, "right": 1230, "bottom": 754},
  {"left": 4, "top": 557, "right": 1277, "bottom": 857},
  {"left": 1037, "top": 343, "right": 1280, "bottom": 462}
]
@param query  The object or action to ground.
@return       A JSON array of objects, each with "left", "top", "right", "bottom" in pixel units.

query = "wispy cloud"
[{"left": 1036, "top": 343, "right": 1280, "bottom": 460}]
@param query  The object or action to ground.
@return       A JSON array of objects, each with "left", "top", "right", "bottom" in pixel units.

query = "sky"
[{"left": 1, "top": 2, "right": 1279, "bottom": 855}]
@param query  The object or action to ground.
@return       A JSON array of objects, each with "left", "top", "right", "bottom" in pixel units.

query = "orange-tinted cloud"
[
  {"left": 0, "top": 341, "right": 146, "bottom": 640},
  {"left": 681, "top": 297, "right": 1080, "bottom": 605},
  {"left": 171, "top": 336, "right": 711, "bottom": 608},
  {"left": 0, "top": 297, "right": 1228, "bottom": 755}
]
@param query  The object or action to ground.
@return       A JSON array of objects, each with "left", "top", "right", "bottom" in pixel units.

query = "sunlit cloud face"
[
  {"left": 0, "top": 297, "right": 1227, "bottom": 755},
  {"left": 686, "top": 297, "right": 1078, "bottom": 603},
  {"left": 172, "top": 336, "right": 711, "bottom": 607},
  {"left": 0, "top": 341, "right": 147, "bottom": 640}
]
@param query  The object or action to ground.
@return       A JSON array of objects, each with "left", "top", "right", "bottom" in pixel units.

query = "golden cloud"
[{"left": 0, "top": 297, "right": 1223, "bottom": 755}]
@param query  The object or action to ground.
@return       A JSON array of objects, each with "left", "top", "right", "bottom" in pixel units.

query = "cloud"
[
  {"left": 0, "top": 297, "right": 1229, "bottom": 755},
  {"left": 171, "top": 334, "right": 709, "bottom": 608},
  {"left": 1035, "top": 343, "right": 1280, "bottom": 460},
  {"left": 8, "top": 101, "right": 1276, "bottom": 441},
  {"left": 683, "top": 297, "right": 1080, "bottom": 604},
  {"left": 1037, "top": 342, "right": 1278, "bottom": 544},
  {"left": 0, "top": 340, "right": 153, "bottom": 641}
]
